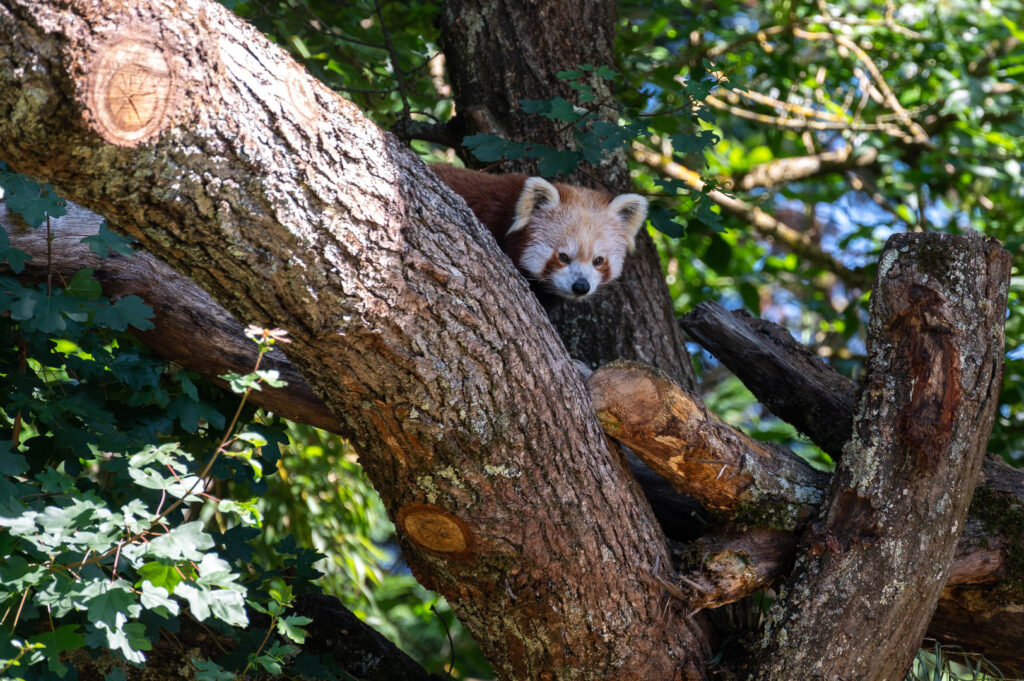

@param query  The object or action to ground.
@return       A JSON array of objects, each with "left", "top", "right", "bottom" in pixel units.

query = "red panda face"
[{"left": 509, "top": 178, "right": 648, "bottom": 301}]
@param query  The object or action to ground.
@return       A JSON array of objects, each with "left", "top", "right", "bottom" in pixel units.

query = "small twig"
[
  {"left": 793, "top": 28, "right": 930, "bottom": 143},
  {"left": 431, "top": 604, "right": 456, "bottom": 679},
  {"left": 45, "top": 213, "right": 53, "bottom": 295},
  {"left": 372, "top": 0, "right": 410, "bottom": 117},
  {"left": 11, "top": 587, "right": 31, "bottom": 632}
]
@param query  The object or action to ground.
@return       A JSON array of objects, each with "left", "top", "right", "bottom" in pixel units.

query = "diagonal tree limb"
[
  {"left": 632, "top": 144, "right": 874, "bottom": 289},
  {"left": 0, "top": 1, "right": 710, "bottom": 678}
]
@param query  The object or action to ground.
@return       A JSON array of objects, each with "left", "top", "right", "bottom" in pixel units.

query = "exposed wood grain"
[{"left": 588, "top": 360, "right": 827, "bottom": 519}]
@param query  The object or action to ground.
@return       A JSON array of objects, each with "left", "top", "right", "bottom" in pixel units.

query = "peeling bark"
[
  {"left": 0, "top": 1, "right": 711, "bottom": 679},
  {"left": 587, "top": 361, "right": 827, "bottom": 519},
  {"left": 752, "top": 232, "right": 1009, "bottom": 681}
]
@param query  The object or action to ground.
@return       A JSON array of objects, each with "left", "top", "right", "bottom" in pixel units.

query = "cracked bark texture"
[
  {"left": 751, "top": 232, "right": 1009, "bottom": 681},
  {"left": 0, "top": 1, "right": 711, "bottom": 679},
  {"left": 5, "top": 206, "right": 1023, "bottom": 669},
  {"left": 439, "top": 0, "right": 697, "bottom": 390}
]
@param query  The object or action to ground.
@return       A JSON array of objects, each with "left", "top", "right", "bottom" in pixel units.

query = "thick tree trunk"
[
  {"left": 751, "top": 233, "right": 1008, "bottom": 681},
  {"left": 0, "top": 2, "right": 710, "bottom": 679},
  {"left": 681, "top": 298, "right": 1024, "bottom": 671},
  {"left": 5, "top": 205, "right": 1021, "bottom": 669},
  {"left": 438, "top": 0, "right": 698, "bottom": 390}
]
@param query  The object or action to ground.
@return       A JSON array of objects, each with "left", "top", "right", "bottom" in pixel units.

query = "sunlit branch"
[
  {"left": 792, "top": 28, "right": 929, "bottom": 143},
  {"left": 737, "top": 145, "right": 878, "bottom": 191},
  {"left": 632, "top": 144, "right": 873, "bottom": 290}
]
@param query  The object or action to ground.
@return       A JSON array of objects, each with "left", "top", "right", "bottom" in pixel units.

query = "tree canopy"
[{"left": 0, "top": 1, "right": 1021, "bottom": 680}]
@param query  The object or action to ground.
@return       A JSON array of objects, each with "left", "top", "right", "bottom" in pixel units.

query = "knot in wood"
[
  {"left": 88, "top": 37, "right": 176, "bottom": 146},
  {"left": 398, "top": 504, "right": 473, "bottom": 556}
]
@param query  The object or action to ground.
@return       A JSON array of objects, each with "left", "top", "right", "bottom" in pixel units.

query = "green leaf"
[
  {"left": 193, "top": 658, "right": 237, "bottom": 681},
  {"left": 277, "top": 615, "right": 313, "bottom": 644},
  {"left": 81, "top": 223, "right": 136, "bottom": 257},
  {"left": 29, "top": 625, "right": 85, "bottom": 674},
  {"left": 14, "top": 289, "right": 70, "bottom": 333},
  {"left": 0, "top": 441, "right": 28, "bottom": 475},
  {"left": 86, "top": 580, "right": 141, "bottom": 629},
  {"left": 534, "top": 147, "right": 582, "bottom": 177},
  {"left": 462, "top": 133, "right": 527, "bottom": 162},
  {"left": 93, "top": 295, "right": 154, "bottom": 331},
  {"left": 647, "top": 203, "right": 686, "bottom": 238},
  {"left": 0, "top": 230, "right": 31, "bottom": 274},
  {"left": 695, "top": 198, "right": 725, "bottom": 233},
  {"left": 702, "top": 234, "right": 732, "bottom": 272},
  {"left": 1, "top": 175, "right": 67, "bottom": 227},
  {"left": 139, "top": 582, "right": 180, "bottom": 617},
  {"left": 178, "top": 372, "right": 199, "bottom": 401},
  {"left": 0, "top": 556, "right": 48, "bottom": 591},
  {"left": 66, "top": 268, "right": 102, "bottom": 299},
  {"left": 174, "top": 581, "right": 248, "bottom": 627},
  {"left": 545, "top": 97, "right": 581, "bottom": 122},
  {"left": 147, "top": 522, "right": 215, "bottom": 562},
  {"left": 90, "top": 620, "right": 151, "bottom": 664},
  {"left": 671, "top": 130, "right": 720, "bottom": 155},
  {"left": 739, "top": 281, "right": 761, "bottom": 315},
  {"left": 138, "top": 561, "right": 185, "bottom": 594}
]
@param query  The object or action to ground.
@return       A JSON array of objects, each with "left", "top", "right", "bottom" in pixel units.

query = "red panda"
[{"left": 431, "top": 164, "right": 648, "bottom": 310}]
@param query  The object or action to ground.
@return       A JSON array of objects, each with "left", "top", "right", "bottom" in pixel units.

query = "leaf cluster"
[{"left": 0, "top": 173, "right": 332, "bottom": 680}]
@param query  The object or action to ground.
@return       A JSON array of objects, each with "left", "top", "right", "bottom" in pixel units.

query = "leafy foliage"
[
  {"left": 3, "top": 0, "right": 1022, "bottom": 679},
  {"left": 614, "top": 0, "right": 1023, "bottom": 459},
  {"left": 255, "top": 423, "right": 492, "bottom": 679},
  {"left": 0, "top": 172, "right": 327, "bottom": 680}
]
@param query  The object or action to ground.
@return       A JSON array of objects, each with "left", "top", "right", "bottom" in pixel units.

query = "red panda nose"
[{"left": 571, "top": 279, "right": 590, "bottom": 296}]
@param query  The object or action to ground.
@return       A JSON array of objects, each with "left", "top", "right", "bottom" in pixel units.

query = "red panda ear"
[
  {"left": 510, "top": 177, "right": 560, "bottom": 234},
  {"left": 609, "top": 194, "right": 649, "bottom": 252}
]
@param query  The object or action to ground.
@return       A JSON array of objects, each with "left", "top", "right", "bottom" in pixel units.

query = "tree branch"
[
  {"left": 632, "top": 144, "right": 874, "bottom": 289},
  {"left": 752, "top": 232, "right": 1008, "bottom": 681},
  {"left": 0, "top": 2, "right": 711, "bottom": 678},
  {"left": 737, "top": 145, "right": 879, "bottom": 191}
]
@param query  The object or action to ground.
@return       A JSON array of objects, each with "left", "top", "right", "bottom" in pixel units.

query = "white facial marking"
[{"left": 510, "top": 180, "right": 649, "bottom": 299}]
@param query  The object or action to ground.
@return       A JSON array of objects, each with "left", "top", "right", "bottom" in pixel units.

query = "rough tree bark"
[
  {"left": 437, "top": 0, "right": 698, "bottom": 390},
  {"left": 4, "top": 201, "right": 1021, "bottom": 671},
  {"left": 752, "top": 233, "right": 1008, "bottom": 681},
  {"left": 1, "top": 2, "right": 1016, "bottom": 681},
  {"left": 0, "top": 1, "right": 710, "bottom": 679},
  {"left": 585, "top": 354, "right": 1022, "bottom": 670},
  {"left": 680, "top": 299, "right": 1024, "bottom": 671}
]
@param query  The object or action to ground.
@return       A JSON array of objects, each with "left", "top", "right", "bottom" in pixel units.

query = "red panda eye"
[
  {"left": 558, "top": 253, "right": 572, "bottom": 265},
  {"left": 593, "top": 256, "right": 604, "bottom": 266}
]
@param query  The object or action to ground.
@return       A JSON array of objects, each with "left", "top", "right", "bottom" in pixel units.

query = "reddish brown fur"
[
  {"left": 540, "top": 252, "right": 563, "bottom": 278},
  {"left": 431, "top": 164, "right": 528, "bottom": 249},
  {"left": 431, "top": 163, "right": 614, "bottom": 264},
  {"left": 431, "top": 163, "right": 626, "bottom": 310}
]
